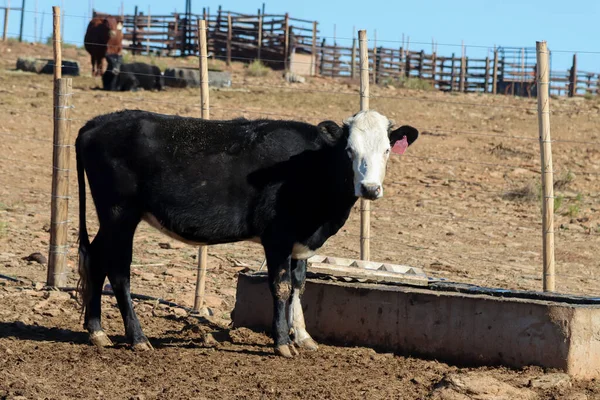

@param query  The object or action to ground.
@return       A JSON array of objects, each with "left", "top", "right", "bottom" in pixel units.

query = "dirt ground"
[{"left": 1, "top": 40, "right": 600, "bottom": 399}]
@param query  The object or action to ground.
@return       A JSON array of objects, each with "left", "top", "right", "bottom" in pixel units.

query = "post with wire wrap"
[
  {"left": 536, "top": 40, "right": 555, "bottom": 292},
  {"left": 194, "top": 19, "right": 210, "bottom": 312},
  {"left": 358, "top": 29, "right": 370, "bottom": 261},
  {"left": 47, "top": 6, "right": 72, "bottom": 287}
]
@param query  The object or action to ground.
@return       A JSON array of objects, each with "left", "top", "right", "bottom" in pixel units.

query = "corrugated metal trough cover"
[{"left": 306, "top": 255, "right": 439, "bottom": 287}]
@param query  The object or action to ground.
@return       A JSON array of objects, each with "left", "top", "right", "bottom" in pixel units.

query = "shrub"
[{"left": 246, "top": 60, "right": 269, "bottom": 77}]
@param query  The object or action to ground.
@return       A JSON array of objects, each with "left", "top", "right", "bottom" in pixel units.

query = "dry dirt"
[{"left": 1, "top": 40, "right": 600, "bottom": 399}]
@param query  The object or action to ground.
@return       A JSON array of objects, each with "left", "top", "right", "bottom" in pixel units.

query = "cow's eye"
[{"left": 385, "top": 148, "right": 390, "bottom": 155}]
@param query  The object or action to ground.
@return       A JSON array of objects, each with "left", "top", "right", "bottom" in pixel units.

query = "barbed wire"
[
  {"left": 52, "top": 95, "right": 600, "bottom": 149},
  {"left": 371, "top": 207, "right": 538, "bottom": 228},
  {"left": 2, "top": 38, "right": 600, "bottom": 297},
  {"left": 0, "top": 155, "right": 52, "bottom": 170},
  {"left": 338, "top": 231, "right": 542, "bottom": 271},
  {"left": 0, "top": 131, "right": 53, "bottom": 144},
  {"left": 340, "top": 230, "right": 600, "bottom": 283}
]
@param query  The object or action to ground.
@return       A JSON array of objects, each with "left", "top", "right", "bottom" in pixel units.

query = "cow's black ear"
[
  {"left": 317, "top": 120, "right": 343, "bottom": 144},
  {"left": 389, "top": 125, "right": 419, "bottom": 147}
]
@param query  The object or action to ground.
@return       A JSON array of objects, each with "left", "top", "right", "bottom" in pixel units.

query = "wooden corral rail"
[{"left": 114, "top": 6, "right": 588, "bottom": 97}]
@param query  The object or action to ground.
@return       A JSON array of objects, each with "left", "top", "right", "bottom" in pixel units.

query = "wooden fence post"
[
  {"left": 132, "top": 6, "right": 138, "bottom": 55},
  {"left": 418, "top": 50, "right": 424, "bottom": 80},
  {"left": 484, "top": 56, "right": 490, "bottom": 93},
  {"left": 351, "top": 38, "right": 356, "bottom": 79},
  {"left": 257, "top": 10, "right": 262, "bottom": 61},
  {"left": 226, "top": 13, "right": 232, "bottom": 66},
  {"left": 464, "top": 57, "right": 469, "bottom": 91},
  {"left": 3, "top": 1, "right": 9, "bottom": 42},
  {"left": 47, "top": 6, "right": 72, "bottom": 288},
  {"left": 358, "top": 29, "right": 370, "bottom": 261},
  {"left": 569, "top": 53, "right": 577, "bottom": 97},
  {"left": 331, "top": 41, "right": 337, "bottom": 78},
  {"left": 459, "top": 43, "right": 466, "bottom": 92},
  {"left": 216, "top": 6, "right": 222, "bottom": 34},
  {"left": 431, "top": 52, "right": 437, "bottom": 88},
  {"left": 492, "top": 49, "right": 499, "bottom": 94},
  {"left": 399, "top": 46, "right": 404, "bottom": 76},
  {"left": 372, "top": 41, "right": 377, "bottom": 84},
  {"left": 450, "top": 53, "right": 456, "bottom": 91},
  {"left": 319, "top": 38, "right": 325, "bottom": 76},
  {"left": 311, "top": 21, "right": 317, "bottom": 76},
  {"left": 283, "top": 13, "right": 290, "bottom": 70},
  {"left": 194, "top": 19, "right": 210, "bottom": 312},
  {"left": 146, "top": 6, "right": 151, "bottom": 54},
  {"left": 536, "top": 41, "right": 555, "bottom": 292}
]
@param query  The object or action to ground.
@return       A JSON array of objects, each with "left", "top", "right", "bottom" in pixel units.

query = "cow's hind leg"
[
  {"left": 263, "top": 240, "right": 296, "bottom": 358},
  {"left": 90, "top": 56, "right": 96, "bottom": 77},
  {"left": 289, "top": 259, "right": 318, "bottom": 351},
  {"left": 82, "top": 228, "right": 113, "bottom": 347},
  {"left": 102, "top": 216, "right": 152, "bottom": 351}
]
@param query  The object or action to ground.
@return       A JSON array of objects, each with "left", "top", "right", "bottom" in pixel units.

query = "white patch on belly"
[
  {"left": 142, "top": 213, "right": 260, "bottom": 246},
  {"left": 292, "top": 243, "right": 316, "bottom": 260}
]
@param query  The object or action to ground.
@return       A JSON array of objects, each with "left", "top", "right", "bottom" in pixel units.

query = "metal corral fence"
[
  {"left": 106, "top": 6, "right": 598, "bottom": 98},
  {"left": 2, "top": 9, "right": 600, "bottom": 311}
]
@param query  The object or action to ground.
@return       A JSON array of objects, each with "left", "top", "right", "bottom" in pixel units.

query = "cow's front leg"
[
  {"left": 289, "top": 259, "right": 318, "bottom": 351},
  {"left": 264, "top": 243, "right": 297, "bottom": 358}
]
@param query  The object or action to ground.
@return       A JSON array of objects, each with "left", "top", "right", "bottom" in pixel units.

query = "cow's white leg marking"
[{"left": 289, "top": 290, "right": 318, "bottom": 350}]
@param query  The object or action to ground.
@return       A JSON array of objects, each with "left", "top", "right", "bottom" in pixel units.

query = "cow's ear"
[
  {"left": 390, "top": 125, "right": 418, "bottom": 146},
  {"left": 317, "top": 120, "right": 343, "bottom": 144},
  {"left": 389, "top": 125, "right": 418, "bottom": 155}
]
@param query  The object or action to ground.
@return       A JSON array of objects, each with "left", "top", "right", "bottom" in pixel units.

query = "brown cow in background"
[{"left": 84, "top": 13, "right": 123, "bottom": 77}]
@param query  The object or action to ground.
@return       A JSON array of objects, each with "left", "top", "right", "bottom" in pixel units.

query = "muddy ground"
[{"left": 0, "top": 40, "right": 599, "bottom": 399}]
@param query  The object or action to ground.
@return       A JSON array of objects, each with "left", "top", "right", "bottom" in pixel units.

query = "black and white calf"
[
  {"left": 75, "top": 109, "right": 418, "bottom": 357},
  {"left": 102, "top": 54, "right": 164, "bottom": 92}
]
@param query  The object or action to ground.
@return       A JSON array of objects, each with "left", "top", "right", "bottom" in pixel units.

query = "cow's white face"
[
  {"left": 344, "top": 111, "right": 392, "bottom": 200},
  {"left": 344, "top": 110, "right": 420, "bottom": 200}
]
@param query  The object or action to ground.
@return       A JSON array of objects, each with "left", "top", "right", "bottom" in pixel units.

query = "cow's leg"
[
  {"left": 90, "top": 56, "right": 96, "bottom": 77},
  {"left": 96, "top": 57, "right": 103, "bottom": 77},
  {"left": 82, "top": 228, "right": 112, "bottom": 347},
  {"left": 105, "top": 240, "right": 151, "bottom": 350},
  {"left": 99, "top": 212, "right": 150, "bottom": 351},
  {"left": 263, "top": 241, "right": 296, "bottom": 358},
  {"left": 289, "top": 259, "right": 318, "bottom": 351}
]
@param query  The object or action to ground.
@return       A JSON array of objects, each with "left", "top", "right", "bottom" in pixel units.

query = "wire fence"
[{"left": 1, "top": 28, "right": 600, "bottom": 299}]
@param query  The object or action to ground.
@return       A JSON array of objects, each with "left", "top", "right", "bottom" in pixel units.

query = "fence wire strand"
[{"left": 4, "top": 26, "right": 600, "bottom": 297}]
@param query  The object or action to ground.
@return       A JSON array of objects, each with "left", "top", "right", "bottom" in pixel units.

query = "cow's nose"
[{"left": 360, "top": 183, "right": 382, "bottom": 200}]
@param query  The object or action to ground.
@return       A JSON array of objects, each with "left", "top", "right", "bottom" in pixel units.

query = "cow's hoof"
[
  {"left": 89, "top": 331, "right": 113, "bottom": 348},
  {"left": 132, "top": 339, "right": 153, "bottom": 352},
  {"left": 297, "top": 337, "right": 319, "bottom": 351},
  {"left": 275, "top": 344, "right": 298, "bottom": 358}
]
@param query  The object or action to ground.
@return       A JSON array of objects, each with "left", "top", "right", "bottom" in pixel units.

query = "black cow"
[
  {"left": 102, "top": 54, "right": 164, "bottom": 92},
  {"left": 75, "top": 109, "right": 418, "bottom": 357}
]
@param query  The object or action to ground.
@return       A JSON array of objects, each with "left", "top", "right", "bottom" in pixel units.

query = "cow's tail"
[{"left": 75, "top": 128, "right": 92, "bottom": 314}]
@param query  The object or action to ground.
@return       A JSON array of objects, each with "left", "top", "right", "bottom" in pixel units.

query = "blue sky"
[{"left": 5, "top": 0, "right": 600, "bottom": 72}]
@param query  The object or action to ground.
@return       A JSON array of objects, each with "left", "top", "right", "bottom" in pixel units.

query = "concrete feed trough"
[{"left": 233, "top": 263, "right": 600, "bottom": 379}]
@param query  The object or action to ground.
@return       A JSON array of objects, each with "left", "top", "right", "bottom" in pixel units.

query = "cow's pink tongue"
[{"left": 391, "top": 136, "right": 408, "bottom": 155}]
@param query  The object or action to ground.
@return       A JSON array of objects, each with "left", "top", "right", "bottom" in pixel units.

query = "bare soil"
[{"left": 1, "top": 41, "right": 600, "bottom": 399}]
